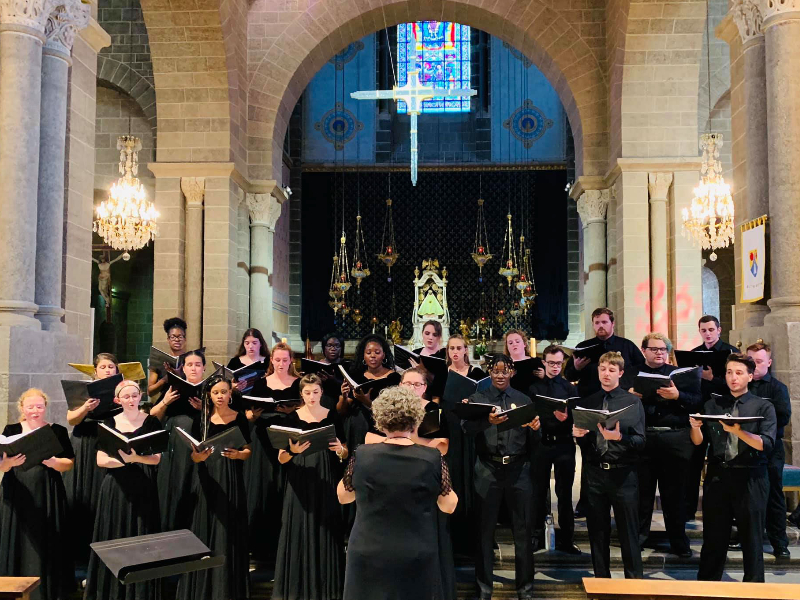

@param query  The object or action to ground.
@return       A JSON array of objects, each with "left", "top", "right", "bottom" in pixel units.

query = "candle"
[
  {"left": 384, "top": 325, "right": 388, "bottom": 336},
  {"left": 529, "top": 338, "right": 537, "bottom": 358},
  {"left": 489, "top": 327, "right": 493, "bottom": 338}
]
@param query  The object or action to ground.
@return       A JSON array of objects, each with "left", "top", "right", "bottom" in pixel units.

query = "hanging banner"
[{"left": 741, "top": 216, "right": 767, "bottom": 303}]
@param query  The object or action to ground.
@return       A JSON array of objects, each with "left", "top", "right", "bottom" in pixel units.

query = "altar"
[{"left": 409, "top": 259, "right": 450, "bottom": 347}]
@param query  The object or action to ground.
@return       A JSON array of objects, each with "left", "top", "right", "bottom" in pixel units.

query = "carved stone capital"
[
  {"left": 246, "top": 193, "right": 282, "bottom": 231},
  {"left": 44, "top": 0, "right": 89, "bottom": 56},
  {"left": 760, "top": 0, "right": 800, "bottom": 24},
  {"left": 648, "top": 172, "right": 673, "bottom": 202},
  {"left": 181, "top": 176, "right": 205, "bottom": 208},
  {"left": 576, "top": 189, "right": 610, "bottom": 225},
  {"left": 0, "top": 0, "right": 55, "bottom": 33},
  {"left": 732, "top": 0, "right": 764, "bottom": 45}
]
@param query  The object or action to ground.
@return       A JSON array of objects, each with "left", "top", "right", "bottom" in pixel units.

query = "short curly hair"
[{"left": 371, "top": 386, "right": 425, "bottom": 434}]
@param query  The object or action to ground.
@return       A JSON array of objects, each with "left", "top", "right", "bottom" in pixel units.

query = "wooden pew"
[
  {"left": 582, "top": 577, "right": 800, "bottom": 600},
  {"left": 0, "top": 578, "right": 39, "bottom": 600}
]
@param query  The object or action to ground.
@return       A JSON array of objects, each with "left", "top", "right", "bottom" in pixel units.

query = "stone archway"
[{"left": 246, "top": 0, "right": 609, "bottom": 183}]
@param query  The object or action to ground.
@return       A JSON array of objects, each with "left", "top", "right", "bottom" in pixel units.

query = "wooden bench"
[
  {"left": 0, "top": 578, "right": 40, "bottom": 600},
  {"left": 582, "top": 577, "right": 800, "bottom": 600}
]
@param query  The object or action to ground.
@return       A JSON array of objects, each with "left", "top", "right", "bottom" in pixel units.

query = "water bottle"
[{"left": 545, "top": 514, "right": 556, "bottom": 551}]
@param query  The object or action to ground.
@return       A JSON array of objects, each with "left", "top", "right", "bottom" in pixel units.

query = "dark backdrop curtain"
[{"left": 301, "top": 168, "right": 569, "bottom": 342}]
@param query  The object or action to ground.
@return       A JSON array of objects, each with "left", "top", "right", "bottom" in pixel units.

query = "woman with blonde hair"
[
  {"left": 338, "top": 386, "right": 457, "bottom": 600},
  {"left": 0, "top": 389, "right": 74, "bottom": 600},
  {"left": 503, "top": 328, "right": 544, "bottom": 392}
]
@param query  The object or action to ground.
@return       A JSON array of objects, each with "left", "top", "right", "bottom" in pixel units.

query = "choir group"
[{"left": 0, "top": 308, "right": 792, "bottom": 600}]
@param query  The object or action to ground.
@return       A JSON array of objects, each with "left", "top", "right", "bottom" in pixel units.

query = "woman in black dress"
[
  {"left": 147, "top": 317, "right": 188, "bottom": 401},
  {"left": 317, "top": 332, "right": 350, "bottom": 403},
  {"left": 0, "top": 388, "right": 74, "bottom": 600},
  {"left": 504, "top": 329, "right": 544, "bottom": 392},
  {"left": 412, "top": 320, "right": 448, "bottom": 398},
  {"left": 273, "top": 374, "right": 347, "bottom": 600},
  {"left": 228, "top": 327, "right": 269, "bottom": 393},
  {"left": 64, "top": 352, "right": 120, "bottom": 564},
  {"left": 84, "top": 380, "right": 163, "bottom": 600},
  {"left": 244, "top": 341, "right": 301, "bottom": 559},
  {"left": 177, "top": 375, "right": 251, "bottom": 600},
  {"left": 151, "top": 349, "right": 204, "bottom": 531},
  {"left": 337, "top": 386, "right": 457, "bottom": 600}
]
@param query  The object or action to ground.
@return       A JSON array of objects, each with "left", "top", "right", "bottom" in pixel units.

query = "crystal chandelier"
[
  {"left": 93, "top": 135, "right": 159, "bottom": 259},
  {"left": 498, "top": 213, "right": 519, "bottom": 285},
  {"left": 471, "top": 198, "right": 493, "bottom": 281},
  {"left": 681, "top": 133, "right": 734, "bottom": 261}
]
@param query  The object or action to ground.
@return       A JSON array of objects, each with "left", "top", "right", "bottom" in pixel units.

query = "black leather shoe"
[
  {"left": 574, "top": 508, "right": 586, "bottom": 519},
  {"left": 728, "top": 540, "right": 741, "bottom": 550},
  {"left": 774, "top": 547, "right": 791, "bottom": 559},
  {"left": 556, "top": 542, "right": 582, "bottom": 555},
  {"left": 671, "top": 548, "right": 693, "bottom": 559}
]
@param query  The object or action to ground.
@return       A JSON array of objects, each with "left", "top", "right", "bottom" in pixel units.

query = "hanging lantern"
[
  {"left": 351, "top": 215, "right": 371, "bottom": 287},
  {"left": 329, "top": 255, "right": 344, "bottom": 313},
  {"left": 471, "top": 198, "right": 493, "bottom": 281},
  {"left": 334, "top": 234, "right": 352, "bottom": 294},
  {"left": 352, "top": 307, "right": 363, "bottom": 324},
  {"left": 498, "top": 213, "right": 519, "bottom": 285},
  {"left": 681, "top": 133, "right": 734, "bottom": 261},
  {"left": 377, "top": 198, "right": 399, "bottom": 280}
]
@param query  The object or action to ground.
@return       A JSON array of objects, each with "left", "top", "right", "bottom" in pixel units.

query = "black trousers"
[
  {"left": 685, "top": 438, "right": 707, "bottom": 520},
  {"left": 584, "top": 463, "right": 643, "bottom": 579},
  {"left": 474, "top": 458, "right": 534, "bottom": 598},
  {"left": 766, "top": 441, "right": 789, "bottom": 550},
  {"left": 698, "top": 464, "right": 768, "bottom": 582},
  {"left": 532, "top": 441, "right": 575, "bottom": 543},
  {"left": 638, "top": 429, "right": 693, "bottom": 553}
]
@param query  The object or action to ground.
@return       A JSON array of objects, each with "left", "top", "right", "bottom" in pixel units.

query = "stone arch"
[
  {"left": 246, "top": 0, "right": 609, "bottom": 183},
  {"left": 97, "top": 56, "right": 157, "bottom": 139}
]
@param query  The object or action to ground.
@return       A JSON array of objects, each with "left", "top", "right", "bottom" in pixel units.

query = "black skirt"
[{"left": 156, "top": 413, "right": 195, "bottom": 531}]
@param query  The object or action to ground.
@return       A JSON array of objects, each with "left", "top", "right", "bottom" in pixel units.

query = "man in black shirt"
[
  {"left": 573, "top": 351, "right": 645, "bottom": 579},
  {"left": 564, "top": 307, "right": 644, "bottom": 398},
  {"left": 690, "top": 353, "right": 777, "bottom": 582},
  {"left": 529, "top": 345, "right": 580, "bottom": 554},
  {"left": 629, "top": 333, "right": 701, "bottom": 558},
  {"left": 686, "top": 315, "right": 738, "bottom": 521},
  {"left": 463, "top": 354, "right": 539, "bottom": 600},
  {"left": 747, "top": 342, "right": 792, "bottom": 558}
]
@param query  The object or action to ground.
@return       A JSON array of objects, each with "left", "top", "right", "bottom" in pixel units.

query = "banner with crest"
[{"left": 741, "top": 216, "right": 767, "bottom": 302}]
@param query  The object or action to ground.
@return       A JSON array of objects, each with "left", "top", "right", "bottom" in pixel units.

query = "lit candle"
[
  {"left": 489, "top": 327, "right": 493, "bottom": 338},
  {"left": 530, "top": 338, "right": 537, "bottom": 358},
  {"left": 384, "top": 325, "right": 388, "bottom": 336}
]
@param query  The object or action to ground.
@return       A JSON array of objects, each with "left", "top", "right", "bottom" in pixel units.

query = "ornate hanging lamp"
[
  {"left": 471, "top": 195, "right": 493, "bottom": 281},
  {"left": 351, "top": 215, "right": 371, "bottom": 287},
  {"left": 377, "top": 197, "right": 399, "bottom": 281},
  {"left": 328, "top": 255, "right": 343, "bottom": 313},
  {"left": 334, "top": 232, "right": 352, "bottom": 294},
  {"left": 498, "top": 213, "right": 519, "bottom": 286}
]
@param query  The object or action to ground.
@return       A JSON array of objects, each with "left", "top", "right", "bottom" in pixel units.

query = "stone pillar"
[
  {"left": 181, "top": 177, "right": 205, "bottom": 350},
  {"left": 0, "top": 0, "right": 53, "bottom": 328},
  {"left": 732, "top": 0, "right": 770, "bottom": 327},
  {"left": 34, "top": 0, "right": 89, "bottom": 331},
  {"left": 246, "top": 193, "right": 283, "bottom": 339},
  {"left": 576, "top": 189, "right": 610, "bottom": 332},
  {"left": 762, "top": 0, "right": 800, "bottom": 324},
  {"left": 648, "top": 173, "right": 673, "bottom": 333}
]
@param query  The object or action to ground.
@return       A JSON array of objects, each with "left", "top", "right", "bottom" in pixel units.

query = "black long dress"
[
  {"left": 414, "top": 347, "right": 448, "bottom": 400},
  {"left": 342, "top": 443, "right": 452, "bottom": 600},
  {"left": 342, "top": 371, "right": 401, "bottom": 454},
  {"left": 272, "top": 410, "right": 346, "bottom": 600},
  {"left": 0, "top": 423, "right": 74, "bottom": 600},
  {"left": 84, "top": 415, "right": 163, "bottom": 600},
  {"left": 156, "top": 395, "right": 199, "bottom": 532},
  {"left": 243, "top": 378, "right": 300, "bottom": 559},
  {"left": 177, "top": 414, "right": 251, "bottom": 600},
  {"left": 63, "top": 417, "right": 104, "bottom": 564},
  {"left": 440, "top": 365, "right": 485, "bottom": 555},
  {"left": 227, "top": 356, "right": 267, "bottom": 410}
]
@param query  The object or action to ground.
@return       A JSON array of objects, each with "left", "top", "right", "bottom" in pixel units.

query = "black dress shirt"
[
  {"left": 701, "top": 391, "right": 777, "bottom": 467},
  {"left": 564, "top": 334, "right": 645, "bottom": 397},
  {"left": 462, "top": 385, "right": 535, "bottom": 458},
  {"left": 691, "top": 339, "right": 737, "bottom": 399},
  {"left": 529, "top": 375, "right": 578, "bottom": 437},
  {"left": 749, "top": 373, "right": 791, "bottom": 440},
  {"left": 630, "top": 363, "right": 702, "bottom": 428},
  {"left": 574, "top": 386, "right": 646, "bottom": 466}
]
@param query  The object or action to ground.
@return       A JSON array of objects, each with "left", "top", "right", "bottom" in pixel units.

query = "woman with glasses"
[
  {"left": 317, "top": 332, "right": 350, "bottom": 403},
  {"left": 147, "top": 317, "right": 188, "bottom": 401},
  {"left": 85, "top": 381, "right": 163, "bottom": 600}
]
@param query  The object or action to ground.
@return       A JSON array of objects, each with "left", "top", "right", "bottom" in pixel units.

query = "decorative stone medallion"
[
  {"left": 503, "top": 99, "right": 553, "bottom": 148},
  {"left": 329, "top": 41, "right": 365, "bottom": 70},
  {"left": 314, "top": 102, "right": 364, "bottom": 149}
]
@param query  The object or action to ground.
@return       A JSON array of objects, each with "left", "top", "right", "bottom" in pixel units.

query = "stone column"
[
  {"left": 732, "top": 0, "right": 770, "bottom": 326},
  {"left": 246, "top": 193, "right": 283, "bottom": 339},
  {"left": 34, "top": 0, "right": 89, "bottom": 331},
  {"left": 762, "top": 0, "right": 800, "bottom": 323},
  {"left": 648, "top": 172, "right": 673, "bottom": 333},
  {"left": 577, "top": 189, "right": 610, "bottom": 331},
  {"left": 181, "top": 177, "right": 205, "bottom": 350},
  {"left": 0, "top": 0, "right": 53, "bottom": 328}
]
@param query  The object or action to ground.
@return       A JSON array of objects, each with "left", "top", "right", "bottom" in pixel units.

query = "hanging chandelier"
[
  {"left": 377, "top": 198, "right": 399, "bottom": 280},
  {"left": 334, "top": 233, "right": 352, "bottom": 294},
  {"left": 681, "top": 133, "right": 734, "bottom": 261},
  {"left": 93, "top": 135, "right": 159, "bottom": 259},
  {"left": 471, "top": 198, "right": 493, "bottom": 281},
  {"left": 498, "top": 213, "right": 519, "bottom": 285},
  {"left": 328, "top": 255, "right": 344, "bottom": 313},
  {"left": 351, "top": 215, "right": 371, "bottom": 287}
]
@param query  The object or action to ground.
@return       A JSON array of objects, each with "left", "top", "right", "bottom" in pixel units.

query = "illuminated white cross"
[{"left": 351, "top": 70, "right": 476, "bottom": 186}]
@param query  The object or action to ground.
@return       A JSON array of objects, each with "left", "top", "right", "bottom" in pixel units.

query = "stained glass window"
[{"left": 397, "top": 21, "right": 471, "bottom": 114}]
